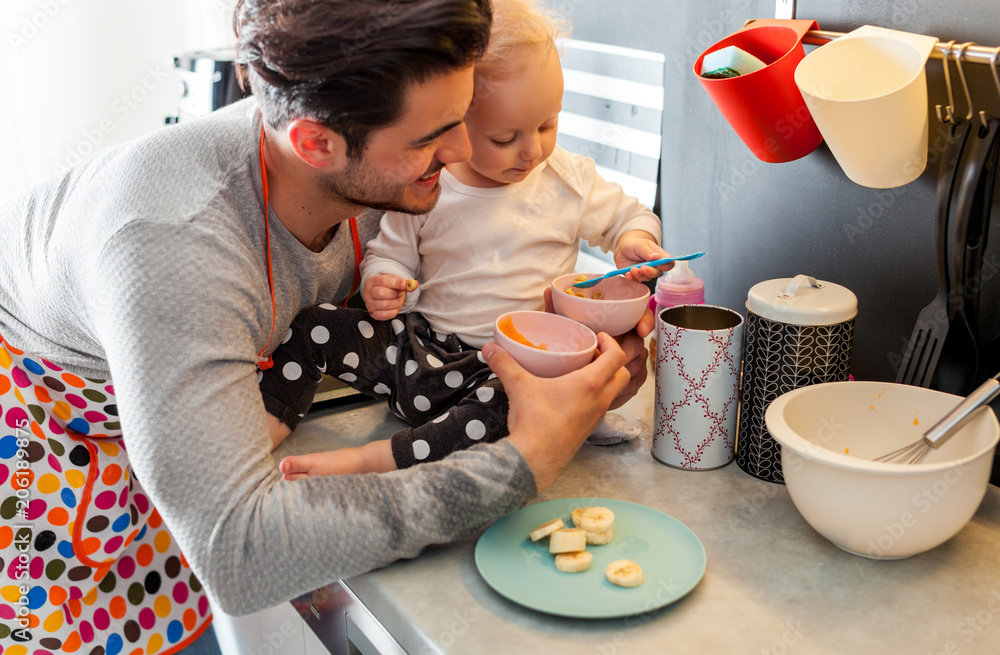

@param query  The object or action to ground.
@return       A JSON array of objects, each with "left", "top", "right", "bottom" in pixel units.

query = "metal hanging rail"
[
  {"left": 800, "top": 29, "right": 999, "bottom": 65},
  {"left": 770, "top": 2, "right": 998, "bottom": 64}
]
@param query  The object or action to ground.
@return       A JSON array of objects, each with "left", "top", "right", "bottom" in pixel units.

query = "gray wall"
[{"left": 563, "top": 0, "right": 1000, "bottom": 383}]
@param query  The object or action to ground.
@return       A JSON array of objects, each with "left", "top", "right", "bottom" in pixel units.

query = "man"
[{"left": 0, "top": 1, "right": 647, "bottom": 651}]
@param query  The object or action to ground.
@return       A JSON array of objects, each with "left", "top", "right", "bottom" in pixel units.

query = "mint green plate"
[{"left": 474, "top": 497, "right": 706, "bottom": 618}]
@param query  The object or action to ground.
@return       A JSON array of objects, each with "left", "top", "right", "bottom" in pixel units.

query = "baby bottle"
[
  {"left": 649, "top": 261, "right": 705, "bottom": 369},
  {"left": 651, "top": 260, "right": 705, "bottom": 315}
]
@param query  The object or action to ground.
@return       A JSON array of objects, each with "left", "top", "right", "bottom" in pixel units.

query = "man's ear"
[{"left": 285, "top": 119, "right": 348, "bottom": 170}]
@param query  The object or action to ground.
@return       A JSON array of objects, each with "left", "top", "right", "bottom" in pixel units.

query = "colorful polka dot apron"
[{"left": 0, "top": 334, "right": 211, "bottom": 655}]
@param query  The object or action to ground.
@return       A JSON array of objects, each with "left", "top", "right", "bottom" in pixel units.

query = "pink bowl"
[
  {"left": 551, "top": 273, "right": 651, "bottom": 336},
  {"left": 493, "top": 311, "right": 597, "bottom": 378}
]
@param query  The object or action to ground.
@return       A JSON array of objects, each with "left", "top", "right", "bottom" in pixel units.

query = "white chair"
[{"left": 557, "top": 38, "right": 666, "bottom": 271}]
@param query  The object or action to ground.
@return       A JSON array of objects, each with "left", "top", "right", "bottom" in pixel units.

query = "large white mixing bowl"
[{"left": 765, "top": 381, "right": 999, "bottom": 559}]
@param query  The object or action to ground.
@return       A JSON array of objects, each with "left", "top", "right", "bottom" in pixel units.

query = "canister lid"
[{"left": 746, "top": 275, "right": 857, "bottom": 325}]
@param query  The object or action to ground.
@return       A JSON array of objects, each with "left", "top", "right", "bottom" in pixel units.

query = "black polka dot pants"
[{"left": 259, "top": 304, "right": 509, "bottom": 468}]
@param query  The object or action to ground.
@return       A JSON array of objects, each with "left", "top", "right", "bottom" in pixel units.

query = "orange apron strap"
[{"left": 343, "top": 216, "right": 363, "bottom": 307}]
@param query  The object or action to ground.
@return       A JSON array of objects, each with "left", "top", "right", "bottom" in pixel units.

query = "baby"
[{"left": 263, "top": 0, "right": 668, "bottom": 478}]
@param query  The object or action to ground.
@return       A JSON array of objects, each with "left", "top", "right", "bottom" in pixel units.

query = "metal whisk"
[{"left": 875, "top": 373, "right": 1000, "bottom": 465}]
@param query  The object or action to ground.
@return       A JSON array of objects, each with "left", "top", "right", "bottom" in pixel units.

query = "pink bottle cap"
[{"left": 653, "top": 261, "right": 705, "bottom": 309}]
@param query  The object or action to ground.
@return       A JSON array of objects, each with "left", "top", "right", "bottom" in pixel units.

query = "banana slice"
[
  {"left": 605, "top": 559, "right": 644, "bottom": 587},
  {"left": 549, "top": 528, "right": 587, "bottom": 553},
  {"left": 571, "top": 507, "right": 590, "bottom": 527},
  {"left": 529, "top": 518, "right": 564, "bottom": 542},
  {"left": 580, "top": 507, "right": 615, "bottom": 533},
  {"left": 585, "top": 527, "right": 614, "bottom": 545},
  {"left": 554, "top": 551, "right": 593, "bottom": 573}
]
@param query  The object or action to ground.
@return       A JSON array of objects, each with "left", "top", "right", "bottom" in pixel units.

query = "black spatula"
[
  {"left": 934, "top": 118, "right": 1000, "bottom": 394},
  {"left": 895, "top": 119, "right": 972, "bottom": 386}
]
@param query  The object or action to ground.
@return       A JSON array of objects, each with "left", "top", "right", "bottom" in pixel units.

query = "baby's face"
[{"left": 456, "top": 46, "right": 564, "bottom": 188}]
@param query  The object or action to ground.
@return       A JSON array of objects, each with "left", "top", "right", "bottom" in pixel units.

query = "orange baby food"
[{"left": 498, "top": 316, "right": 548, "bottom": 350}]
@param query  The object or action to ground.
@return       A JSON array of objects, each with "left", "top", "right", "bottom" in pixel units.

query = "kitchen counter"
[{"left": 278, "top": 379, "right": 1000, "bottom": 654}]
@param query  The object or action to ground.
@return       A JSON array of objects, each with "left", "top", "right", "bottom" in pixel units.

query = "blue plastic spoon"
[{"left": 571, "top": 252, "right": 706, "bottom": 289}]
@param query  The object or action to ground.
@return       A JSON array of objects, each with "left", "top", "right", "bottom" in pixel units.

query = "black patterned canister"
[{"left": 736, "top": 275, "right": 857, "bottom": 483}]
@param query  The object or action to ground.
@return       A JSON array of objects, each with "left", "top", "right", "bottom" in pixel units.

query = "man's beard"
[{"left": 321, "top": 158, "right": 444, "bottom": 216}]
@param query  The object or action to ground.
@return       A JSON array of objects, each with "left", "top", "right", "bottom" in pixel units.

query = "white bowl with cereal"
[{"left": 551, "top": 273, "right": 651, "bottom": 336}]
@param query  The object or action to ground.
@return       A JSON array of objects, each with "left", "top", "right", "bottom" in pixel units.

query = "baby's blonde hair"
[{"left": 476, "top": 0, "right": 571, "bottom": 80}]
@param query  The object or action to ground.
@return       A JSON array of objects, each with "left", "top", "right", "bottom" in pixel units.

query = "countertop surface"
[{"left": 277, "top": 378, "right": 1000, "bottom": 654}]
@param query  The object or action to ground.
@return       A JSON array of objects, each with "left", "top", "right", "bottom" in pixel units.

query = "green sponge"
[
  {"left": 701, "top": 46, "right": 767, "bottom": 79},
  {"left": 701, "top": 66, "right": 740, "bottom": 79}
]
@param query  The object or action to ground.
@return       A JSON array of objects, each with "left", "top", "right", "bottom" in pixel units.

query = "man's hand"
[
  {"left": 363, "top": 274, "right": 414, "bottom": 320},
  {"left": 542, "top": 287, "right": 649, "bottom": 410},
  {"left": 609, "top": 310, "right": 651, "bottom": 410},
  {"left": 484, "top": 333, "right": 629, "bottom": 491}
]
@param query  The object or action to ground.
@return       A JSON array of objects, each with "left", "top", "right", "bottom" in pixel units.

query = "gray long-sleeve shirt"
[{"left": 0, "top": 98, "right": 536, "bottom": 614}]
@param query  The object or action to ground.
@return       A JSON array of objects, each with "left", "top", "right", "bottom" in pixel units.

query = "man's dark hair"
[{"left": 234, "top": 0, "right": 492, "bottom": 157}]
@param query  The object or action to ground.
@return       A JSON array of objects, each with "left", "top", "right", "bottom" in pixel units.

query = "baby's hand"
[
  {"left": 363, "top": 274, "right": 416, "bottom": 320},
  {"left": 279, "top": 440, "right": 396, "bottom": 479},
  {"left": 614, "top": 238, "right": 670, "bottom": 282}
]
